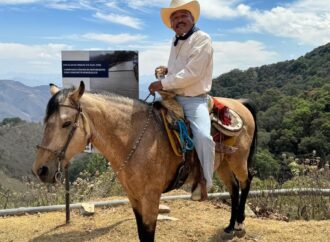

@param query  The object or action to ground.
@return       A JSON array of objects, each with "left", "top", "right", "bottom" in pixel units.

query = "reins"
[{"left": 36, "top": 103, "right": 82, "bottom": 182}]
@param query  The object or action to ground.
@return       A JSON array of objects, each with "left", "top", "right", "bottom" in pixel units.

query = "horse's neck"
[{"left": 82, "top": 94, "right": 149, "bottom": 170}]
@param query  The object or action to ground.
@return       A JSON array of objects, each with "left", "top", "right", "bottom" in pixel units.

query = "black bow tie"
[{"left": 174, "top": 25, "right": 199, "bottom": 46}]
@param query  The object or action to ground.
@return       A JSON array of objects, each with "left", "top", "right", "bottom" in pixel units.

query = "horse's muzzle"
[{"left": 37, "top": 166, "right": 49, "bottom": 182}]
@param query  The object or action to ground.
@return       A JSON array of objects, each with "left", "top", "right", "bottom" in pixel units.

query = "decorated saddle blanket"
[
  {"left": 209, "top": 97, "right": 243, "bottom": 153},
  {"left": 209, "top": 97, "right": 243, "bottom": 137}
]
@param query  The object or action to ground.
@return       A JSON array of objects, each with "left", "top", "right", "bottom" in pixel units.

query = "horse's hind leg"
[
  {"left": 235, "top": 171, "right": 253, "bottom": 238},
  {"left": 237, "top": 171, "right": 252, "bottom": 223},
  {"left": 216, "top": 161, "right": 240, "bottom": 238}
]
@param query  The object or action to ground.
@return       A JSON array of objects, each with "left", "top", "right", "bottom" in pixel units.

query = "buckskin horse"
[{"left": 32, "top": 81, "right": 257, "bottom": 241}]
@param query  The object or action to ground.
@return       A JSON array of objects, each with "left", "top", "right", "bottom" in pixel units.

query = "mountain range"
[
  {"left": 0, "top": 80, "right": 50, "bottom": 122},
  {"left": 0, "top": 79, "right": 151, "bottom": 122}
]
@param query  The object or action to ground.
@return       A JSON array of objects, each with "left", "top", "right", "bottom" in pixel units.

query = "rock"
[
  {"left": 158, "top": 204, "right": 171, "bottom": 214},
  {"left": 80, "top": 203, "right": 95, "bottom": 216},
  {"left": 245, "top": 204, "right": 256, "bottom": 217},
  {"left": 157, "top": 214, "right": 178, "bottom": 221}
]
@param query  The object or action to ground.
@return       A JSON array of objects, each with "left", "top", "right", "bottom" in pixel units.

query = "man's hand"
[
  {"left": 155, "top": 66, "right": 168, "bottom": 79},
  {"left": 148, "top": 81, "right": 163, "bottom": 95}
]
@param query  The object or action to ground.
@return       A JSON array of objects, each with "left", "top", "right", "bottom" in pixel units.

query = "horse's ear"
[
  {"left": 49, "top": 83, "right": 60, "bottom": 96},
  {"left": 69, "top": 81, "right": 85, "bottom": 102}
]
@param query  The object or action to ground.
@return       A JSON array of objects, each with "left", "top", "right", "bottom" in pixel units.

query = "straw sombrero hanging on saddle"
[{"left": 161, "top": 0, "right": 200, "bottom": 28}]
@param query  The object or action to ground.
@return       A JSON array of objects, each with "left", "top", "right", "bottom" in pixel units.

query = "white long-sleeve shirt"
[{"left": 161, "top": 30, "right": 213, "bottom": 97}]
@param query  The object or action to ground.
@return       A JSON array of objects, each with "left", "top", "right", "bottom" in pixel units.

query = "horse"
[{"left": 32, "top": 81, "right": 257, "bottom": 241}]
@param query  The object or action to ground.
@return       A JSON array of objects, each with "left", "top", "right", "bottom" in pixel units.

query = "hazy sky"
[{"left": 0, "top": 0, "right": 329, "bottom": 89}]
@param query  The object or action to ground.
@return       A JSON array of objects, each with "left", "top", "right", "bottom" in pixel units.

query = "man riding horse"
[{"left": 149, "top": 0, "right": 215, "bottom": 201}]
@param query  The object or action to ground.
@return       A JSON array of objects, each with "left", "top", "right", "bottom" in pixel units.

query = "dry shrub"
[
  {"left": 1, "top": 163, "right": 329, "bottom": 222},
  {"left": 249, "top": 169, "right": 330, "bottom": 221}
]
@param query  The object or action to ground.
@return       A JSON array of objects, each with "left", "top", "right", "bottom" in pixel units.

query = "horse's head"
[{"left": 32, "top": 81, "right": 90, "bottom": 183}]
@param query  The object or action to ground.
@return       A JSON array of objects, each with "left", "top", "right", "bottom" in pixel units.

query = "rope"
[
  {"left": 143, "top": 93, "right": 152, "bottom": 102},
  {"left": 175, "top": 119, "right": 194, "bottom": 153}
]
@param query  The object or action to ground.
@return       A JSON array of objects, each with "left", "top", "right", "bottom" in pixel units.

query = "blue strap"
[{"left": 175, "top": 119, "right": 194, "bottom": 153}]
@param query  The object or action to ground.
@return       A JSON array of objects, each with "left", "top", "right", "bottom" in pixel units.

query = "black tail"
[{"left": 240, "top": 99, "right": 257, "bottom": 171}]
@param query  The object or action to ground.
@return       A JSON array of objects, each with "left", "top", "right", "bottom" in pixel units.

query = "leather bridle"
[{"left": 36, "top": 103, "right": 83, "bottom": 182}]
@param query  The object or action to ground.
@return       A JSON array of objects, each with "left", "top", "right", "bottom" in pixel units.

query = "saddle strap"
[
  {"left": 160, "top": 109, "right": 182, "bottom": 157},
  {"left": 163, "top": 160, "right": 191, "bottom": 193}
]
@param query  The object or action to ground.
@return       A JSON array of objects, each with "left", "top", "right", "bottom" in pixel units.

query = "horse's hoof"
[
  {"left": 234, "top": 222, "right": 246, "bottom": 238},
  {"left": 221, "top": 230, "right": 235, "bottom": 240},
  {"left": 221, "top": 227, "right": 235, "bottom": 240},
  {"left": 234, "top": 229, "right": 246, "bottom": 238}
]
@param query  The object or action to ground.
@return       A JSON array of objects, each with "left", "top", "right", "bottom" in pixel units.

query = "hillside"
[
  {"left": 0, "top": 170, "right": 26, "bottom": 192},
  {"left": 0, "top": 198, "right": 329, "bottom": 242},
  {"left": 0, "top": 120, "right": 43, "bottom": 179},
  {"left": 0, "top": 80, "right": 49, "bottom": 122},
  {"left": 211, "top": 43, "right": 330, "bottom": 99},
  {"left": 211, "top": 42, "right": 330, "bottom": 175}
]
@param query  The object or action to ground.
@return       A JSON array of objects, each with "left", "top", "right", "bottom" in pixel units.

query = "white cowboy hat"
[{"left": 161, "top": 0, "right": 200, "bottom": 29}]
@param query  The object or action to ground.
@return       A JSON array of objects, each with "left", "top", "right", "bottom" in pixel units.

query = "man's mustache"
[{"left": 176, "top": 22, "right": 186, "bottom": 28}]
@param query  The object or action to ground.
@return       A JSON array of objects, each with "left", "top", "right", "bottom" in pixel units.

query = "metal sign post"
[{"left": 65, "top": 167, "right": 70, "bottom": 224}]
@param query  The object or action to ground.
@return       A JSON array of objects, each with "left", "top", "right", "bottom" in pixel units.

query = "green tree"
[
  {"left": 299, "top": 134, "right": 329, "bottom": 158},
  {"left": 257, "top": 130, "right": 271, "bottom": 149},
  {"left": 1, "top": 117, "right": 25, "bottom": 126},
  {"left": 254, "top": 149, "right": 280, "bottom": 179},
  {"left": 69, "top": 153, "right": 109, "bottom": 182}
]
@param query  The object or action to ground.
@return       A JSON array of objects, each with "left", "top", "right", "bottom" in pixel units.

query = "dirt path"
[{"left": 0, "top": 198, "right": 329, "bottom": 242}]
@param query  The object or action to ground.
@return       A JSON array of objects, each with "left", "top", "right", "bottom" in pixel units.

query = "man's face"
[{"left": 170, "top": 10, "right": 194, "bottom": 36}]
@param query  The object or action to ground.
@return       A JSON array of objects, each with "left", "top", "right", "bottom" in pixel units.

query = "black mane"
[{"left": 44, "top": 87, "right": 74, "bottom": 123}]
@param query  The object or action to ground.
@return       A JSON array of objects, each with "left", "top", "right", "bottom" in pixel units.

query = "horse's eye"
[{"left": 62, "top": 121, "right": 72, "bottom": 128}]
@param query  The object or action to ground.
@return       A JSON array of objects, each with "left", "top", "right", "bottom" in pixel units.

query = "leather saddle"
[
  {"left": 158, "top": 91, "right": 243, "bottom": 156},
  {"left": 154, "top": 91, "right": 243, "bottom": 195}
]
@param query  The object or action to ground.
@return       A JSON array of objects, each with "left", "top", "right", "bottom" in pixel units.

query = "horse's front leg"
[{"left": 129, "top": 193, "right": 161, "bottom": 242}]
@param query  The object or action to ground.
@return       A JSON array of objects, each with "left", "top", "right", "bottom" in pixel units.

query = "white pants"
[{"left": 176, "top": 95, "right": 215, "bottom": 188}]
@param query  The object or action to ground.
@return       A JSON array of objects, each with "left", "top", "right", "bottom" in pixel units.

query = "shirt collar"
[{"left": 174, "top": 25, "right": 200, "bottom": 47}]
